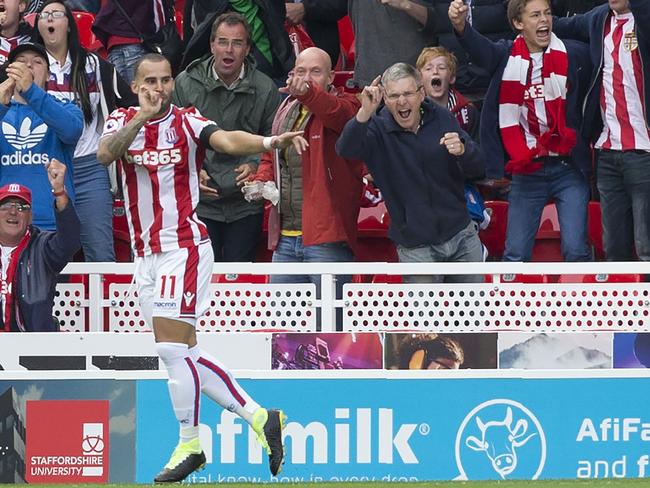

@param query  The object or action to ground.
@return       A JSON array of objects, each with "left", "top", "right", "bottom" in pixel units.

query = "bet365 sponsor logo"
[{"left": 126, "top": 148, "right": 182, "bottom": 166}]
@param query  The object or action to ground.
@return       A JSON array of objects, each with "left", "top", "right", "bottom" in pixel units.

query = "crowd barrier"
[
  {"left": 52, "top": 261, "right": 650, "bottom": 333},
  {"left": 2, "top": 262, "right": 650, "bottom": 483}
]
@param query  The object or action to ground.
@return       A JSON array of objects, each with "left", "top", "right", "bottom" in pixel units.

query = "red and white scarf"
[
  {"left": 1, "top": 230, "right": 30, "bottom": 332},
  {"left": 499, "top": 33, "right": 576, "bottom": 174}
]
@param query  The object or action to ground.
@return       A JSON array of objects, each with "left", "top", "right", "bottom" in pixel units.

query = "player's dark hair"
[{"left": 133, "top": 53, "right": 172, "bottom": 80}]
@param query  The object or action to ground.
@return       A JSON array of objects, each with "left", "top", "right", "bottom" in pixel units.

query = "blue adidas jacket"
[
  {"left": 553, "top": 0, "right": 650, "bottom": 142},
  {"left": 336, "top": 99, "right": 485, "bottom": 248},
  {"left": 0, "top": 83, "right": 82, "bottom": 229},
  {"left": 456, "top": 24, "right": 592, "bottom": 179}
]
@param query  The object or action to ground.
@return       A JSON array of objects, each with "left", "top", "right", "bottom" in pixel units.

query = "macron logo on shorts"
[{"left": 183, "top": 292, "right": 195, "bottom": 307}]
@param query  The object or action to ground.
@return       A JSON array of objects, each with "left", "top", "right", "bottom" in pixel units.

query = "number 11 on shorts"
[{"left": 160, "top": 275, "right": 177, "bottom": 299}]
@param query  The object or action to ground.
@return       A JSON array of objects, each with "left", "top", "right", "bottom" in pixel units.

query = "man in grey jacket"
[{"left": 173, "top": 12, "right": 281, "bottom": 262}]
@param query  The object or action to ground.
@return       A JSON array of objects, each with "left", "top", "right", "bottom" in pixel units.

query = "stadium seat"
[
  {"left": 557, "top": 273, "right": 643, "bottom": 283},
  {"left": 174, "top": 4, "right": 184, "bottom": 39},
  {"left": 485, "top": 273, "right": 551, "bottom": 283},
  {"left": 336, "top": 15, "right": 355, "bottom": 70},
  {"left": 333, "top": 71, "right": 359, "bottom": 93},
  {"left": 113, "top": 199, "right": 132, "bottom": 262},
  {"left": 24, "top": 13, "right": 36, "bottom": 26},
  {"left": 588, "top": 201, "right": 605, "bottom": 261},
  {"left": 531, "top": 203, "right": 563, "bottom": 262},
  {"left": 355, "top": 202, "right": 398, "bottom": 262},
  {"left": 212, "top": 274, "right": 270, "bottom": 284},
  {"left": 73, "top": 11, "right": 103, "bottom": 52},
  {"left": 479, "top": 200, "right": 508, "bottom": 259},
  {"left": 254, "top": 203, "right": 273, "bottom": 262}
]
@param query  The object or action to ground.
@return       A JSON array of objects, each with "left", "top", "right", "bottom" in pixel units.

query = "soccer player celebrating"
[{"left": 97, "top": 53, "right": 306, "bottom": 483}]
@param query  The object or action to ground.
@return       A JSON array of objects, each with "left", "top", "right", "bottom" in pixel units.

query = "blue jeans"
[
  {"left": 504, "top": 160, "right": 590, "bottom": 262},
  {"left": 397, "top": 220, "right": 484, "bottom": 283},
  {"left": 202, "top": 213, "right": 264, "bottom": 262},
  {"left": 597, "top": 150, "right": 650, "bottom": 261},
  {"left": 73, "top": 153, "right": 115, "bottom": 262},
  {"left": 271, "top": 236, "right": 353, "bottom": 330},
  {"left": 108, "top": 43, "right": 148, "bottom": 85}
]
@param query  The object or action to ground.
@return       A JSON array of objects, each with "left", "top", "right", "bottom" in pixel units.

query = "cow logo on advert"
[{"left": 454, "top": 399, "right": 546, "bottom": 480}]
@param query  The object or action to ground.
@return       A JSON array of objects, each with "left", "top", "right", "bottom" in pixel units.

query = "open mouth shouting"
[
  {"left": 536, "top": 26, "right": 550, "bottom": 44},
  {"left": 397, "top": 109, "right": 412, "bottom": 120},
  {"left": 221, "top": 55, "right": 235, "bottom": 69}
]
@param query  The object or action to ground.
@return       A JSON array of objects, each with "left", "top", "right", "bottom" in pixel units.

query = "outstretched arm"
[{"left": 208, "top": 129, "right": 308, "bottom": 157}]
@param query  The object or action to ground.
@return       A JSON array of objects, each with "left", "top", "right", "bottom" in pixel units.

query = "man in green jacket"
[{"left": 173, "top": 12, "right": 281, "bottom": 262}]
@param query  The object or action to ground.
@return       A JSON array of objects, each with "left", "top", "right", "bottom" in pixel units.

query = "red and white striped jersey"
[
  {"left": 0, "top": 34, "right": 32, "bottom": 65},
  {"left": 520, "top": 52, "right": 553, "bottom": 157},
  {"left": 596, "top": 12, "right": 650, "bottom": 151},
  {"left": 102, "top": 105, "right": 215, "bottom": 257}
]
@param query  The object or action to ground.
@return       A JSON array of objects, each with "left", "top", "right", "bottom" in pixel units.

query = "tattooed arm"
[
  {"left": 96, "top": 113, "right": 149, "bottom": 165},
  {"left": 97, "top": 86, "right": 161, "bottom": 166}
]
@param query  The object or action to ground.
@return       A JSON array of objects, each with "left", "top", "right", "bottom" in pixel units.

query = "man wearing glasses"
[
  {"left": 173, "top": 13, "right": 281, "bottom": 263},
  {"left": 336, "top": 63, "right": 485, "bottom": 283},
  {"left": 0, "top": 159, "right": 81, "bottom": 332}
]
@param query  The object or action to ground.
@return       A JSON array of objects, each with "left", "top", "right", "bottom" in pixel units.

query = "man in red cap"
[{"left": 0, "top": 158, "right": 80, "bottom": 332}]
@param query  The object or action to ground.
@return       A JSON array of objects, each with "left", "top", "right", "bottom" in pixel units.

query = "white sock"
[
  {"left": 180, "top": 425, "right": 199, "bottom": 444},
  {"left": 156, "top": 342, "right": 201, "bottom": 441},
  {"left": 188, "top": 345, "right": 260, "bottom": 424}
]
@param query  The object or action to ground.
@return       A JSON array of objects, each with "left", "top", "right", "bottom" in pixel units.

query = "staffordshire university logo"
[
  {"left": 81, "top": 423, "right": 104, "bottom": 476},
  {"left": 2, "top": 118, "right": 49, "bottom": 166},
  {"left": 454, "top": 399, "right": 546, "bottom": 480}
]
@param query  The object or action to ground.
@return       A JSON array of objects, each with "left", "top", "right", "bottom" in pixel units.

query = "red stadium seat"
[
  {"left": 174, "top": 4, "right": 184, "bottom": 39},
  {"left": 588, "top": 201, "right": 605, "bottom": 261},
  {"left": 479, "top": 200, "right": 508, "bottom": 259},
  {"left": 531, "top": 203, "right": 563, "bottom": 262},
  {"left": 73, "top": 11, "right": 103, "bottom": 53},
  {"left": 557, "top": 273, "right": 643, "bottom": 283},
  {"left": 485, "top": 273, "right": 551, "bottom": 283},
  {"left": 212, "top": 274, "right": 269, "bottom": 284},
  {"left": 24, "top": 12, "right": 36, "bottom": 27},
  {"left": 113, "top": 199, "right": 132, "bottom": 262},
  {"left": 355, "top": 202, "right": 397, "bottom": 262},
  {"left": 333, "top": 71, "right": 359, "bottom": 92},
  {"left": 254, "top": 203, "right": 273, "bottom": 262},
  {"left": 336, "top": 15, "right": 355, "bottom": 70}
]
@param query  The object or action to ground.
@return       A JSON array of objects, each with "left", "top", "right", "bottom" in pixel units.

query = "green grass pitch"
[{"left": 5, "top": 480, "right": 650, "bottom": 487}]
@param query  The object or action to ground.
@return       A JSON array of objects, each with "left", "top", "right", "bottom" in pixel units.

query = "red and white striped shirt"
[
  {"left": 597, "top": 12, "right": 650, "bottom": 151},
  {"left": 0, "top": 34, "right": 31, "bottom": 65},
  {"left": 520, "top": 52, "right": 553, "bottom": 157},
  {"left": 102, "top": 105, "right": 214, "bottom": 257}
]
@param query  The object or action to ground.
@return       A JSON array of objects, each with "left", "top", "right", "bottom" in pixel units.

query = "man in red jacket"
[{"left": 247, "top": 46, "right": 363, "bottom": 329}]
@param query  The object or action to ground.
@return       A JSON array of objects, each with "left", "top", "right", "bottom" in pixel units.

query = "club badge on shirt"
[
  {"left": 624, "top": 32, "right": 638, "bottom": 52},
  {"left": 165, "top": 127, "right": 178, "bottom": 144}
]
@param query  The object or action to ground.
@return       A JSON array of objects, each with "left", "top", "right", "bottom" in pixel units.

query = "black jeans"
[
  {"left": 597, "top": 150, "right": 650, "bottom": 261},
  {"left": 202, "top": 212, "right": 264, "bottom": 262}
]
